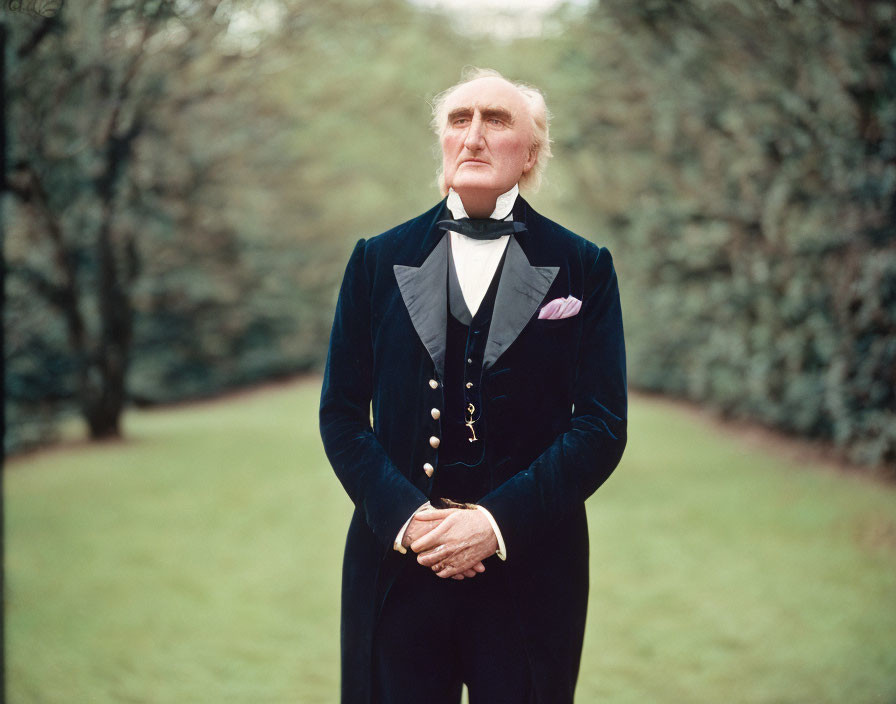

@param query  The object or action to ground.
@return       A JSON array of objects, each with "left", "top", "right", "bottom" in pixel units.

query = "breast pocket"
[
  {"left": 531, "top": 315, "right": 581, "bottom": 341},
  {"left": 534, "top": 317, "right": 579, "bottom": 331}
]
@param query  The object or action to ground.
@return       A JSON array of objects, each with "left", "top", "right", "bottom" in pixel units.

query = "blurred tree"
[
  {"left": 4, "top": 0, "right": 266, "bottom": 441},
  {"left": 3, "top": 0, "right": 470, "bottom": 450}
]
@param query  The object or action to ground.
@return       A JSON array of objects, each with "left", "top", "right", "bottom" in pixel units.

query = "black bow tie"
[{"left": 437, "top": 218, "right": 527, "bottom": 240}]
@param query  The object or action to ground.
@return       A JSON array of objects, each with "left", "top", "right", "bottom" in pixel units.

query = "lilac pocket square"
[{"left": 538, "top": 296, "right": 582, "bottom": 320}]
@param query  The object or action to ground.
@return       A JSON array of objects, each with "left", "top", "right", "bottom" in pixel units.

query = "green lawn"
[{"left": 6, "top": 380, "right": 896, "bottom": 703}]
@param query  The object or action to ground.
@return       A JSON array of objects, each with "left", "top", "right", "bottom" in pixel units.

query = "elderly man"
[{"left": 320, "top": 68, "right": 627, "bottom": 704}]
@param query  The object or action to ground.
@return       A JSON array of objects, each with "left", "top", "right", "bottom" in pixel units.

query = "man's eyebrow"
[
  {"left": 446, "top": 107, "right": 473, "bottom": 123},
  {"left": 480, "top": 107, "right": 514, "bottom": 123},
  {"left": 445, "top": 106, "right": 515, "bottom": 124}
]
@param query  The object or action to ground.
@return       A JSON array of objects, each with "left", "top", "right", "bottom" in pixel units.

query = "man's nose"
[{"left": 463, "top": 115, "right": 485, "bottom": 151}]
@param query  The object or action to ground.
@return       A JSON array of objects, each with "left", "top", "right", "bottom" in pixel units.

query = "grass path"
[{"left": 6, "top": 380, "right": 896, "bottom": 703}]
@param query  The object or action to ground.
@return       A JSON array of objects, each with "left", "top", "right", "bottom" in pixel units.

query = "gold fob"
[{"left": 465, "top": 403, "right": 478, "bottom": 443}]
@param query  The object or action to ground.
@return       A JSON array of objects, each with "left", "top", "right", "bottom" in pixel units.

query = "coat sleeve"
[
  {"left": 477, "top": 245, "right": 627, "bottom": 554},
  {"left": 319, "top": 238, "right": 429, "bottom": 548}
]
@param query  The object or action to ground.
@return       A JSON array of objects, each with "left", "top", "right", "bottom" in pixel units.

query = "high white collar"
[{"left": 446, "top": 184, "right": 519, "bottom": 221}]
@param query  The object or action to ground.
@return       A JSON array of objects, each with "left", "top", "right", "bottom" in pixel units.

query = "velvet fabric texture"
[{"left": 319, "top": 196, "right": 627, "bottom": 704}]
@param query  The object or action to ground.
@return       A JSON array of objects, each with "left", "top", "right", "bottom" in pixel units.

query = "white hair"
[{"left": 430, "top": 67, "right": 553, "bottom": 195}]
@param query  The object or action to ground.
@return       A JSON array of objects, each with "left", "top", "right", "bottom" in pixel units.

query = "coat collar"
[{"left": 393, "top": 197, "right": 558, "bottom": 379}]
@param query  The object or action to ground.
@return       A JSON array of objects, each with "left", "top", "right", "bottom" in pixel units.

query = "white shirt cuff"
[
  {"left": 393, "top": 501, "right": 432, "bottom": 554},
  {"left": 474, "top": 505, "right": 507, "bottom": 561}
]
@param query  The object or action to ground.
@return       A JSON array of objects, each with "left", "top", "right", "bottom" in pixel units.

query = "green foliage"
[
  {"left": 550, "top": 0, "right": 896, "bottom": 467},
  {"left": 5, "top": 0, "right": 267, "bottom": 442},
  {"left": 4, "top": 0, "right": 894, "bottom": 468},
  {"left": 6, "top": 384, "right": 896, "bottom": 701}
]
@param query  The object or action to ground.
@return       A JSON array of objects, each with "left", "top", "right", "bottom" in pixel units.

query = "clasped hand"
[{"left": 401, "top": 508, "right": 497, "bottom": 580}]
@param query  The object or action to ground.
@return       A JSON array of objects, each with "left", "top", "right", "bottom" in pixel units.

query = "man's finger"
[
  {"left": 421, "top": 550, "right": 481, "bottom": 577},
  {"left": 413, "top": 509, "right": 456, "bottom": 522},
  {"left": 404, "top": 516, "right": 444, "bottom": 543},
  {"left": 410, "top": 524, "right": 452, "bottom": 553},
  {"left": 437, "top": 563, "right": 468, "bottom": 579},
  {"left": 449, "top": 568, "right": 477, "bottom": 580},
  {"left": 416, "top": 546, "right": 450, "bottom": 567}
]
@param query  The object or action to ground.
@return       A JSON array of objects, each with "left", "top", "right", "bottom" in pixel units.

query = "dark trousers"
[{"left": 372, "top": 556, "right": 535, "bottom": 704}]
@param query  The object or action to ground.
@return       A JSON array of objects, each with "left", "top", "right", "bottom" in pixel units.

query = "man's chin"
[{"left": 449, "top": 178, "right": 503, "bottom": 198}]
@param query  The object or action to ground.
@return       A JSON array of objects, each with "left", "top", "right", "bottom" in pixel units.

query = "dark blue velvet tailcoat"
[{"left": 319, "top": 197, "right": 627, "bottom": 704}]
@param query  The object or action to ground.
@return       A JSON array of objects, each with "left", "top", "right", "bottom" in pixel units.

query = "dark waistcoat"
[{"left": 432, "top": 239, "right": 507, "bottom": 505}]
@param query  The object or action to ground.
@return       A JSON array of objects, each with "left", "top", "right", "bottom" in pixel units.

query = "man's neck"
[
  {"left": 457, "top": 191, "right": 500, "bottom": 219},
  {"left": 448, "top": 184, "right": 519, "bottom": 220}
]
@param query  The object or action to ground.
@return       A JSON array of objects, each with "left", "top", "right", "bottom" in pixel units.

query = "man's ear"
[{"left": 523, "top": 144, "right": 538, "bottom": 173}]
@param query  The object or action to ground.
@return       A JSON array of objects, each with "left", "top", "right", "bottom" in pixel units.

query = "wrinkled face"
[{"left": 440, "top": 77, "right": 536, "bottom": 200}]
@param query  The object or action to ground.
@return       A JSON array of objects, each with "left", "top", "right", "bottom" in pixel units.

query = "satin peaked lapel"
[
  {"left": 394, "top": 234, "right": 449, "bottom": 382},
  {"left": 484, "top": 235, "right": 558, "bottom": 369}
]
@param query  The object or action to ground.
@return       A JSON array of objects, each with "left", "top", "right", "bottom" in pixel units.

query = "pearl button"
[
  {"left": 429, "top": 379, "right": 439, "bottom": 389},
  {"left": 423, "top": 463, "right": 434, "bottom": 477},
  {"left": 465, "top": 382, "right": 473, "bottom": 389},
  {"left": 429, "top": 436, "right": 440, "bottom": 448},
  {"left": 467, "top": 358, "right": 473, "bottom": 364},
  {"left": 431, "top": 408, "right": 441, "bottom": 420}
]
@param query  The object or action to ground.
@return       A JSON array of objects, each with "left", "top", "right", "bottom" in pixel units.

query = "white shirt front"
[{"left": 446, "top": 184, "right": 518, "bottom": 316}]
